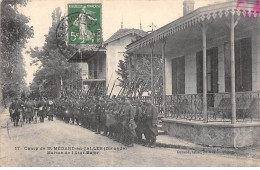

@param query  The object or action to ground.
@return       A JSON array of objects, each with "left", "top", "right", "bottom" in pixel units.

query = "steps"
[{"left": 157, "top": 118, "right": 165, "bottom": 135}]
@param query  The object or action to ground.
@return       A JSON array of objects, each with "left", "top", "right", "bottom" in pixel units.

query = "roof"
[
  {"left": 126, "top": 0, "right": 260, "bottom": 52},
  {"left": 67, "top": 47, "right": 106, "bottom": 63},
  {"left": 104, "top": 28, "right": 148, "bottom": 45}
]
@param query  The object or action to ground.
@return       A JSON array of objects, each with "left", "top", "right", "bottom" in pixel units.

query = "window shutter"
[{"left": 196, "top": 51, "right": 203, "bottom": 93}]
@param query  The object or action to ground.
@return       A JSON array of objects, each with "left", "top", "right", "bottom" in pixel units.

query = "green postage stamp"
[{"left": 68, "top": 3, "right": 102, "bottom": 45}]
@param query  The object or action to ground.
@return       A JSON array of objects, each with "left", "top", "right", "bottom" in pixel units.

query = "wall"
[
  {"left": 252, "top": 27, "right": 260, "bottom": 91},
  {"left": 162, "top": 118, "right": 260, "bottom": 148},
  {"left": 106, "top": 34, "right": 138, "bottom": 96}
]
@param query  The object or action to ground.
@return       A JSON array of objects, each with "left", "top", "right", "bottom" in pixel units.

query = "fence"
[{"left": 138, "top": 91, "right": 260, "bottom": 122}]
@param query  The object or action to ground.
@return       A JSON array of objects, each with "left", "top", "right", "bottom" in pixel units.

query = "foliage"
[
  {"left": 0, "top": 0, "right": 34, "bottom": 107},
  {"left": 28, "top": 8, "right": 82, "bottom": 99},
  {"left": 116, "top": 52, "right": 163, "bottom": 100}
]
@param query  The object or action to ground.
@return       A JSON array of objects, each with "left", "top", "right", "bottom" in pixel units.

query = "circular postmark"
[{"left": 56, "top": 11, "right": 103, "bottom": 60}]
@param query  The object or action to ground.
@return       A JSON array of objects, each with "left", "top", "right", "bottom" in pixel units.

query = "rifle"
[
  {"left": 117, "top": 79, "right": 129, "bottom": 97},
  {"left": 138, "top": 78, "right": 149, "bottom": 97},
  {"left": 109, "top": 80, "right": 116, "bottom": 98},
  {"left": 127, "top": 74, "right": 140, "bottom": 97},
  {"left": 106, "top": 72, "right": 113, "bottom": 94}
]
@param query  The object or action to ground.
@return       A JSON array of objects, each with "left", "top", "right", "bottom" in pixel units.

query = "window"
[
  {"left": 196, "top": 47, "right": 218, "bottom": 93},
  {"left": 88, "top": 60, "right": 92, "bottom": 78},
  {"left": 99, "top": 56, "right": 103, "bottom": 73},
  {"left": 94, "top": 59, "right": 98, "bottom": 79},
  {"left": 172, "top": 56, "right": 185, "bottom": 94},
  {"left": 225, "top": 37, "right": 252, "bottom": 92}
]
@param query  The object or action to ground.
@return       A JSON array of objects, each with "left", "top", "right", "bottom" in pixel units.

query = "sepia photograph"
[{"left": 0, "top": 0, "right": 260, "bottom": 167}]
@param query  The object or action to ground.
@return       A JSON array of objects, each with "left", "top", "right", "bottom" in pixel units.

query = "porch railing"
[
  {"left": 163, "top": 91, "right": 260, "bottom": 122},
  {"left": 138, "top": 91, "right": 260, "bottom": 122}
]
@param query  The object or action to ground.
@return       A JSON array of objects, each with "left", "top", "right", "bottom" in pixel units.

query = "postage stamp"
[
  {"left": 55, "top": 1, "right": 103, "bottom": 59},
  {"left": 67, "top": 3, "right": 102, "bottom": 45}
]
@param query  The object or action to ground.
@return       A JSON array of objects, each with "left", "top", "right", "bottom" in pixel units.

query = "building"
[
  {"left": 68, "top": 28, "right": 147, "bottom": 96},
  {"left": 126, "top": 0, "right": 260, "bottom": 147}
]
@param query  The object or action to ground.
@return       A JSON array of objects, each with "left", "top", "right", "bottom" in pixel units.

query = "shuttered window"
[
  {"left": 225, "top": 37, "right": 252, "bottom": 92},
  {"left": 172, "top": 56, "right": 185, "bottom": 94}
]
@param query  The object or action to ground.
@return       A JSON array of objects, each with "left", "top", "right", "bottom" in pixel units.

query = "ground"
[{"left": 0, "top": 111, "right": 260, "bottom": 167}]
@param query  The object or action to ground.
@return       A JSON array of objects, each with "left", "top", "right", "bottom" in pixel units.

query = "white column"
[
  {"left": 230, "top": 14, "right": 236, "bottom": 124},
  {"left": 202, "top": 22, "right": 208, "bottom": 123},
  {"left": 162, "top": 40, "right": 166, "bottom": 116},
  {"left": 150, "top": 45, "right": 154, "bottom": 103}
]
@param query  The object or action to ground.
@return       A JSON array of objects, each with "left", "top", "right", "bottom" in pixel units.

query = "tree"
[
  {"left": 116, "top": 54, "right": 128, "bottom": 86},
  {"left": 116, "top": 52, "right": 163, "bottom": 100},
  {"left": 28, "top": 8, "right": 81, "bottom": 99},
  {"left": 0, "top": 0, "right": 34, "bottom": 108}
]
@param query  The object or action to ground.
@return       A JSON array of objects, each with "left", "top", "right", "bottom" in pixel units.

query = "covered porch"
[{"left": 126, "top": 1, "right": 260, "bottom": 147}]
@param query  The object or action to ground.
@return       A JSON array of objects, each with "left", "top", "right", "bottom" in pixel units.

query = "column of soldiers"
[
  {"left": 9, "top": 97, "right": 55, "bottom": 127},
  {"left": 9, "top": 92, "right": 159, "bottom": 148},
  {"left": 54, "top": 93, "right": 159, "bottom": 148}
]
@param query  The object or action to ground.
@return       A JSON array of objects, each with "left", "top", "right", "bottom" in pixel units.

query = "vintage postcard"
[{"left": 0, "top": 0, "right": 260, "bottom": 167}]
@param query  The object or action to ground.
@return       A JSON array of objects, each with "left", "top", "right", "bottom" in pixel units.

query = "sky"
[{"left": 18, "top": 0, "right": 226, "bottom": 86}]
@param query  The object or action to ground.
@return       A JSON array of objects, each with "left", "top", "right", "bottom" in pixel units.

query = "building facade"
[
  {"left": 126, "top": 0, "right": 260, "bottom": 147},
  {"left": 68, "top": 28, "right": 147, "bottom": 96}
]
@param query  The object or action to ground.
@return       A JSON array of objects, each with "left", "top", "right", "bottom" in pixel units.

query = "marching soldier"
[
  {"left": 46, "top": 98, "right": 54, "bottom": 121},
  {"left": 9, "top": 98, "right": 22, "bottom": 126},
  {"left": 24, "top": 98, "right": 33, "bottom": 123},
  {"left": 38, "top": 97, "right": 46, "bottom": 123}
]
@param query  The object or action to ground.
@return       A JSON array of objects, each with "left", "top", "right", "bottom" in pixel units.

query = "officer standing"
[{"left": 144, "top": 99, "right": 159, "bottom": 148}]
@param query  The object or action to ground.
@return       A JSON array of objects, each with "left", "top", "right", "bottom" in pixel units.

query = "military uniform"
[
  {"left": 121, "top": 99, "right": 137, "bottom": 147},
  {"left": 38, "top": 98, "right": 46, "bottom": 122},
  {"left": 9, "top": 99, "right": 22, "bottom": 126},
  {"left": 134, "top": 102, "right": 145, "bottom": 144},
  {"left": 144, "top": 102, "right": 159, "bottom": 148},
  {"left": 46, "top": 99, "right": 54, "bottom": 121}
]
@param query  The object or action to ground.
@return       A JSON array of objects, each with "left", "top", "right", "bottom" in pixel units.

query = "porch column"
[
  {"left": 202, "top": 22, "right": 208, "bottom": 123},
  {"left": 150, "top": 44, "right": 154, "bottom": 104},
  {"left": 230, "top": 15, "right": 240, "bottom": 124},
  {"left": 133, "top": 54, "right": 137, "bottom": 98},
  {"left": 162, "top": 39, "right": 167, "bottom": 116}
]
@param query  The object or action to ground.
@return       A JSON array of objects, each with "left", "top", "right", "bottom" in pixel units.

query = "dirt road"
[{"left": 1, "top": 112, "right": 259, "bottom": 166}]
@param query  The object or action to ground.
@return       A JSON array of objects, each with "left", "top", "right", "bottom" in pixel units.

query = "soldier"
[
  {"left": 134, "top": 101, "right": 145, "bottom": 144},
  {"left": 121, "top": 98, "right": 137, "bottom": 147},
  {"left": 38, "top": 97, "right": 46, "bottom": 123},
  {"left": 110, "top": 98, "right": 121, "bottom": 140},
  {"left": 90, "top": 97, "right": 97, "bottom": 131},
  {"left": 143, "top": 99, "right": 159, "bottom": 148},
  {"left": 117, "top": 97, "right": 126, "bottom": 143},
  {"left": 46, "top": 98, "right": 54, "bottom": 121},
  {"left": 9, "top": 98, "right": 22, "bottom": 126},
  {"left": 95, "top": 97, "right": 103, "bottom": 134},
  {"left": 102, "top": 99, "right": 110, "bottom": 136},
  {"left": 77, "top": 97, "right": 85, "bottom": 126},
  {"left": 24, "top": 98, "right": 33, "bottom": 123},
  {"left": 32, "top": 98, "right": 39, "bottom": 123}
]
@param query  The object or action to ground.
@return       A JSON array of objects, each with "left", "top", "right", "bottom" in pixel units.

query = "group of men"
[
  {"left": 9, "top": 97, "right": 55, "bottom": 126},
  {"left": 55, "top": 95, "right": 159, "bottom": 148},
  {"left": 9, "top": 93, "right": 159, "bottom": 148}
]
